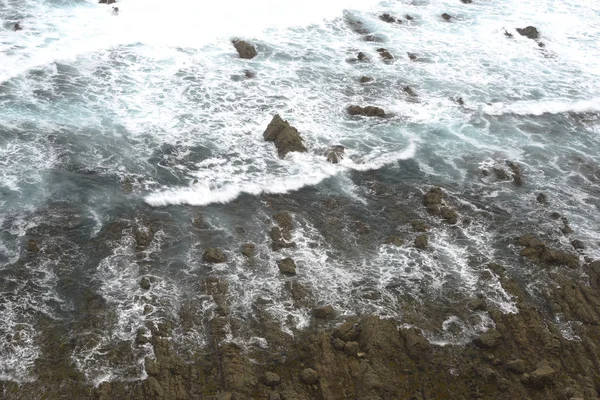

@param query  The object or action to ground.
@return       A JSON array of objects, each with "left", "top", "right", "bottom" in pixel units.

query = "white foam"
[{"left": 484, "top": 98, "right": 600, "bottom": 116}]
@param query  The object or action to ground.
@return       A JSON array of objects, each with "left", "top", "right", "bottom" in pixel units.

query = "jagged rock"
[
  {"left": 516, "top": 235, "right": 579, "bottom": 268},
  {"left": 332, "top": 338, "right": 346, "bottom": 350},
  {"left": 232, "top": 39, "right": 257, "bottom": 59},
  {"left": 517, "top": 26, "right": 540, "bottom": 40},
  {"left": 300, "top": 368, "right": 319, "bottom": 385},
  {"left": 504, "top": 30, "right": 514, "bottom": 38},
  {"left": 344, "top": 341, "right": 360, "bottom": 356},
  {"left": 263, "top": 115, "right": 307, "bottom": 158},
  {"left": 527, "top": 360, "right": 555, "bottom": 388},
  {"left": 277, "top": 258, "right": 297, "bottom": 276},
  {"left": 537, "top": 193, "right": 548, "bottom": 204},
  {"left": 26, "top": 239, "right": 39, "bottom": 252},
  {"left": 571, "top": 240, "right": 585, "bottom": 250},
  {"left": 474, "top": 329, "right": 502, "bottom": 348},
  {"left": 386, "top": 236, "right": 404, "bottom": 247},
  {"left": 505, "top": 359, "right": 528, "bottom": 374},
  {"left": 360, "top": 76, "right": 373, "bottom": 83},
  {"left": 379, "top": 13, "right": 397, "bottom": 23},
  {"left": 202, "top": 248, "right": 226, "bottom": 263},
  {"left": 347, "top": 105, "right": 385, "bottom": 117},
  {"left": 140, "top": 277, "right": 151, "bottom": 290},
  {"left": 241, "top": 243, "right": 256, "bottom": 257},
  {"left": 442, "top": 13, "right": 452, "bottom": 21},
  {"left": 468, "top": 299, "right": 486, "bottom": 311},
  {"left": 325, "top": 145, "right": 345, "bottom": 164},
  {"left": 263, "top": 372, "right": 281, "bottom": 387},
  {"left": 376, "top": 48, "right": 394, "bottom": 60},
  {"left": 357, "top": 52, "right": 368, "bottom": 61},
  {"left": 313, "top": 305, "right": 335, "bottom": 319},
  {"left": 403, "top": 86, "right": 417, "bottom": 97},
  {"left": 414, "top": 234, "right": 428, "bottom": 249}
]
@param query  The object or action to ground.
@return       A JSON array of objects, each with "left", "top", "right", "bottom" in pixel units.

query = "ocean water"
[{"left": 1, "top": 0, "right": 600, "bottom": 385}]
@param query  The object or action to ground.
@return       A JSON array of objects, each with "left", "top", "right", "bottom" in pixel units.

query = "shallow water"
[{"left": 1, "top": 0, "right": 599, "bottom": 385}]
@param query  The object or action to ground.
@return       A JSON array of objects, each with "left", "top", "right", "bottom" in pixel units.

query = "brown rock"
[
  {"left": 505, "top": 359, "right": 528, "bottom": 374},
  {"left": 241, "top": 243, "right": 256, "bottom": 257},
  {"left": 300, "top": 368, "right": 319, "bottom": 385},
  {"left": 263, "top": 371, "right": 281, "bottom": 387},
  {"left": 313, "top": 305, "right": 335, "bottom": 319},
  {"left": 442, "top": 13, "right": 452, "bottom": 21},
  {"left": 376, "top": 48, "right": 394, "bottom": 60},
  {"left": 325, "top": 145, "right": 345, "bottom": 164},
  {"left": 386, "top": 236, "right": 404, "bottom": 247},
  {"left": 344, "top": 341, "right": 360, "bottom": 356},
  {"left": 232, "top": 39, "right": 257, "bottom": 59},
  {"left": 360, "top": 76, "right": 373, "bottom": 83},
  {"left": 277, "top": 258, "right": 297, "bottom": 276},
  {"left": 202, "top": 248, "right": 226, "bottom": 263},
  {"left": 263, "top": 115, "right": 307, "bottom": 158},
  {"left": 474, "top": 329, "right": 502, "bottom": 348},
  {"left": 347, "top": 105, "right": 385, "bottom": 117},
  {"left": 332, "top": 338, "right": 346, "bottom": 350},
  {"left": 26, "top": 239, "right": 39, "bottom": 252},
  {"left": 527, "top": 360, "right": 555, "bottom": 388},
  {"left": 414, "top": 234, "right": 428, "bottom": 249}
]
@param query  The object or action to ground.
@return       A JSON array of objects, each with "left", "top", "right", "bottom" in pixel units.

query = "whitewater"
[{"left": 1, "top": 0, "right": 600, "bottom": 386}]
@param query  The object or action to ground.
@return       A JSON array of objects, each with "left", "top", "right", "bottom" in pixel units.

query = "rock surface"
[
  {"left": 347, "top": 105, "right": 386, "bottom": 117},
  {"left": 202, "top": 248, "right": 226, "bottom": 263},
  {"left": 263, "top": 115, "right": 308, "bottom": 158},
  {"left": 232, "top": 39, "right": 258, "bottom": 59},
  {"left": 517, "top": 26, "right": 540, "bottom": 40},
  {"left": 277, "top": 258, "right": 297, "bottom": 275}
]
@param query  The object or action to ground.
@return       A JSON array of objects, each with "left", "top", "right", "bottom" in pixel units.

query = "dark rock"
[
  {"left": 468, "top": 299, "right": 486, "bottom": 311},
  {"left": 456, "top": 97, "right": 465, "bottom": 105},
  {"left": 313, "top": 305, "right": 335, "bottom": 319},
  {"left": 300, "top": 368, "right": 319, "bottom": 385},
  {"left": 135, "top": 328, "right": 150, "bottom": 345},
  {"left": 355, "top": 220, "right": 370, "bottom": 234},
  {"left": 270, "top": 227, "right": 296, "bottom": 251},
  {"left": 244, "top": 70, "right": 256, "bottom": 78},
  {"left": 423, "top": 186, "right": 444, "bottom": 212},
  {"left": 376, "top": 48, "right": 394, "bottom": 60},
  {"left": 527, "top": 360, "right": 555, "bottom": 388},
  {"left": 277, "top": 258, "right": 297, "bottom": 276},
  {"left": 406, "top": 15, "right": 414, "bottom": 21},
  {"left": 414, "top": 234, "right": 428, "bottom": 250},
  {"left": 411, "top": 220, "right": 429, "bottom": 232},
  {"left": 274, "top": 212, "right": 293, "bottom": 231},
  {"left": 379, "top": 13, "right": 397, "bottom": 23},
  {"left": 263, "top": 115, "right": 307, "bottom": 158},
  {"left": 516, "top": 234, "right": 579, "bottom": 268},
  {"left": 505, "top": 359, "right": 528, "bottom": 374},
  {"left": 442, "top": 13, "right": 452, "bottom": 21},
  {"left": 344, "top": 341, "right": 360, "bottom": 356},
  {"left": 26, "top": 239, "right": 39, "bottom": 252},
  {"left": 98, "top": 0, "right": 115, "bottom": 3},
  {"left": 333, "top": 320, "right": 359, "bottom": 341},
  {"left": 325, "top": 145, "right": 345, "bottom": 164},
  {"left": 13, "top": 22, "right": 22, "bottom": 31},
  {"left": 347, "top": 105, "right": 386, "bottom": 117},
  {"left": 516, "top": 26, "right": 540, "bottom": 40},
  {"left": 537, "top": 193, "right": 548, "bottom": 204},
  {"left": 550, "top": 211, "right": 562, "bottom": 220},
  {"left": 404, "top": 327, "right": 431, "bottom": 357},
  {"left": 538, "top": 42, "right": 545, "bottom": 48},
  {"left": 360, "top": 76, "right": 373, "bottom": 83},
  {"left": 441, "top": 207, "right": 458, "bottom": 224},
  {"left": 386, "top": 236, "right": 404, "bottom": 247},
  {"left": 241, "top": 243, "right": 256, "bottom": 257},
  {"left": 263, "top": 372, "right": 281, "bottom": 387},
  {"left": 202, "top": 248, "right": 226, "bottom": 263},
  {"left": 507, "top": 161, "right": 523, "bottom": 186},
  {"left": 364, "top": 34, "right": 384, "bottom": 43},
  {"left": 560, "top": 217, "right": 573, "bottom": 235},
  {"left": 407, "top": 53, "right": 418, "bottom": 60},
  {"left": 493, "top": 168, "right": 510, "bottom": 180},
  {"left": 461, "top": 0, "right": 473, "bottom": 3},
  {"left": 268, "top": 392, "right": 281, "bottom": 400},
  {"left": 357, "top": 52, "right": 368, "bottom": 61},
  {"left": 474, "top": 365, "right": 497, "bottom": 382},
  {"left": 332, "top": 338, "right": 346, "bottom": 350},
  {"left": 143, "top": 305, "right": 153, "bottom": 314},
  {"left": 140, "top": 277, "right": 151, "bottom": 290},
  {"left": 403, "top": 86, "right": 417, "bottom": 97},
  {"left": 232, "top": 39, "right": 257, "bottom": 59},
  {"left": 504, "top": 30, "right": 513, "bottom": 38},
  {"left": 571, "top": 240, "right": 585, "bottom": 250},
  {"left": 474, "top": 329, "right": 502, "bottom": 348}
]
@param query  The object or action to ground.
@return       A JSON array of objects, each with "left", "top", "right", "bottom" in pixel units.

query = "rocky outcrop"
[
  {"left": 442, "top": 13, "right": 452, "bottom": 21},
  {"left": 269, "top": 212, "right": 296, "bottom": 251},
  {"left": 325, "top": 145, "right": 345, "bottom": 164},
  {"left": 313, "top": 305, "right": 335, "bottom": 319},
  {"left": 241, "top": 243, "right": 256, "bottom": 257},
  {"left": 300, "top": 368, "right": 319, "bottom": 385},
  {"left": 232, "top": 39, "right": 257, "bottom": 59},
  {"left": 347, "top": 105, "right": 386, "bottom": 117},
  {"left": 357, "top": 52, "right": 368, "bottom": 61},
  {"left": 423, "top": 187, "right": 459, "bottom": 224},
  {"left": 517, "top": 26, "right": 540, "bottom": 40},
  {"left": 516, "top": 235, "right": 580, "bottom": 268},
  {"left": 379, "top": 13, "right": 399, "bottom": 24},
  {"left": 263, "top": 115, "right": 308, "bottom": 158},
  {"left": 403, "top": 86, "right": 417, "bottom": 97},
  {"left": 202, "top": 248, "right": 226, "bottom": 263},
  {"left": 277, "top": 258, "right": 297, "bottom": 275},
  {"left": 414, "top": 234, "right": 428, "bottom": 249}
]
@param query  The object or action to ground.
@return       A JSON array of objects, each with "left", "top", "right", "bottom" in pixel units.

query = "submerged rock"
[
  {"left": 386, "top": 236, "right": 404, "bottom": 247},
  {"left": 403, "top": 86, "right": 417, "bottom": 97},
  {"left": 379, "top": 13, "right": 398, "bottom": 23},
  {"left": 277, "top": 258, "right": 297, "bottom": 275},
  {"left": 313, "top": 305, "right": 335, "bottom": 319},
  {"left": 202, "top": 248, "right": 226, "bottom": 263},
  {"left": 407, "top": 52, "right": 418, "bottom": 60},
  {"left": 414, "top": 234, "right": 428, "bottom": 249},
  {"left": 26, "top": 239, "right": 39, "bottom": 252},
  {"left": 516, "top": 26, "right": 540, "bottom": 40},
  {"left": 376, "top": 48, "right": 394, "bottom": 60},
  {"left": 232, "top": 39, "right": 257, "bottom": 59},
  {"left": 537, "top": 193, "right": 548, "bottom": 204},
  {"left": 442, "top": 13, "right": 452, "bottom": 21},
  {"left": 516, "top": 235, "right": 579, "bottom": 268},
  {"left": 325, "top": 145, "right": 345, "bottom": 164},
  {"left": 360, "top": 76, "right": 373, "bottom": 83},
  {"left": 263, "top": 115, "right": 308, "bottom": 158},
  {"left": 347, "top": 105, "right": 385, "bottom": 117},
  {"left": 405, "top": 15, "right": 414, "bottom": 21},
  {"left": 140, "top": 277, "right": 151, "bottom": 290},
  {"left": 423, "top": 187, "right": 459, "bottom": 224},
  {"left": 98, "top": 0, "right": 116, "bottom": 3}
]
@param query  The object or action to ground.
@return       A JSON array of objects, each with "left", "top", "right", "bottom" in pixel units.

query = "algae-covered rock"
[
  {"left": 263, "top": 115, "right": 307, "bottom": 158},
  {"left": 277, "top": 258, "right": 297, "bottom": 275},
  {"left": 516, "top": 235, "right": 579, "bottom": 268},
  {"left": 414, "top": 234, "right": 428, "bottom": 249},
  {"left": 202, "top": 248, "right": 226, "bottom": 263},
  {"left": 527, "top": 360, "right": 555, "bottom": 388},
  {"left": 347, "top": 105, "right": 386, "bottom": 117}
]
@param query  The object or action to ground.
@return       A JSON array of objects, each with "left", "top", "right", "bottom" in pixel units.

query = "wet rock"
[
  {"left": 263, "top": 115, "right": 308, "bottom": 158},
  {"left": 571, "top": 240, "right": 585, "bottom": 250},
  {"left": 379, "top": 13, "right": 397, "bottom": 23},
  {"left": 355, "top": 220, "right": 370, "bottom": 234},
  {"left": 386, "top": 236, "right": 404, "bottom": 247},
  {"left": 232, "top": 39, "right": 257, "bottom": 59},
  {"left": 244, "top": 70, "right": 256, "bottom": 78},
  {"left": 494, "top": 168, "right": 511, "bottom": 180},
  {"left": 440, "top": 207, "right": 458, "bottom": 224},
  {"left": 241, "top": 243, "right": 256, "bottom": 257},
  {"left": 325, "top": 145, "right": 345, "bottom": 164},
  {"left": 333, "top": 320, "right": 359, "bottom": 341},
  {"left": 516, "top": 26, "right": 540, "bottom": 40},
  {"left": 414, "top": 234, "right": 428, "bottom": 249},
  {"left": 507, "top": 161, "right": 523, "bottom": 186},
  {"left": 274, "top": 212, "right": 293, "bottom": 231},
  {"left": 140, "top": 277, "right": 151, "bottom": 290},
  {"left": 406, "top": 15, "right": 414, "bottom": 21},
  {"left": 347, "top": 105, "right": 386, "bottom": 117},
  {"left": 300, "top": 368, "right": 319, "bottom": 385},
  {"left": 527, "top": 360, "right": 555, "bottom": 388},
  {"left": 26, "top": 239, "right": 39, "bottom": 252},
  {"left": 403, "top": 327, "right": 431, "bottom": 357},
  {"left": 411, "top": 220, "right": 429, "bottom": 232},
  {"left": 135, "top": 328, "right": 150, "bottom": 345},
  {"left": 423, "top": 186, "right": 444, "bottom": 212},
  {"left": 263, "top": 372, "right": 281, "bottom": 387},
  {"left": 98, "top": 0, "right": 116, "bottom": 3},
  {"left": 537, "top": 193, "right": 548, "bottom": 204},
  {"left": 442, "top": 13, "right": 452, "bottom": 21},
  {"left": 364, "top": 34, "right": 385, "bottom": 43},
  {"left": 461, "top": 0, "right": 473, "bottom": 3},
  {"left": 538, "top": 42, "right": 545, "bottom": 48},
  {"left": 332, "top": 338, "right": 346, "bottom": 350},
  {"left": 376, "top": 48, "right": 394, "bottom": 60},
  {"left": 313, "top": 305, "right": 335, "bottom": 319},
  {"left": 468, "top": 298, "right": 486, "bottom": 311},
  {"left": 270, "top": 227, "right": 296, "bottom": 251},
  {"left": 143, "top": 305, "right": 153, "bottom": 315},
  {"left": 357, "top": 52, "right": 368, "bottom": 61},
  {"left": 474, "top": 328, "right": 502, "bottom": 348},
  {"left": 344, "top": 341, "right": 360, "bottom": 356},
  {"left": 407, "top": 52, "right": 418, "bottom": 60},
  {"left": 202, "top": 248, "right": 226, "bottom": 263},
  {"left": 13, "top": 22, "right": 23, "bottom": 31},
  {"left": 360, "top": 76, "right": 373, "bottom": 83},
  {"left": 403, "top": 86, "right": 417, "bottom": 97},
  {"left": 277, "top": 258, "right": 297, "bottom": 276},
  {"left": 504, "top": 30, "right": 514, "bottom": 38},
  {"left": 516, "top": 235, "right": 579, "bottom": 268},
  {"left": 561, "top": 217, "right": 573, "bottom": 235},
  {"left": 505, "top": 359, "right": 527, "bottom": 374},
  {"left": 456, "top": 97, "right": 465, "bottom": 106}
]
